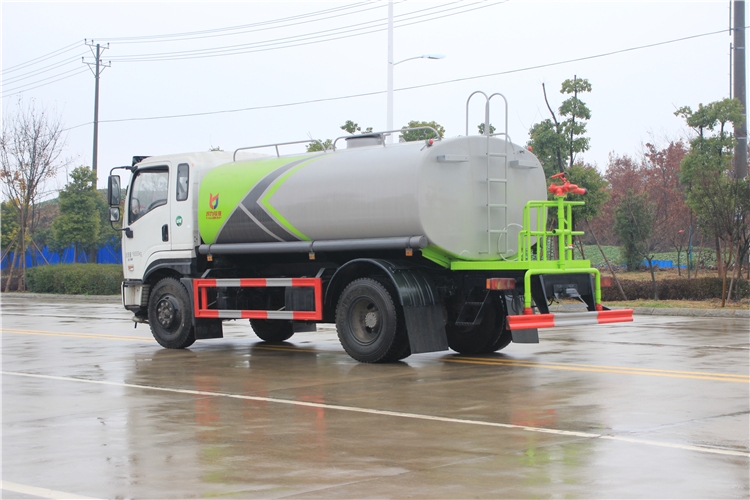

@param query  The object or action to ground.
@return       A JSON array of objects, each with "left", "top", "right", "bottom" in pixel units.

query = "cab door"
[
  {"left": 170, "top": 162, "right": 195, "bottom": 252},
  {"left": 123, "top": 164, "right": 171, "bottom": 281}
]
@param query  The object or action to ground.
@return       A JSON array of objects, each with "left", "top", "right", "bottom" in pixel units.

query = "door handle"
[{"left": 162, "top": 224, "right": 169, "bottom": 242}]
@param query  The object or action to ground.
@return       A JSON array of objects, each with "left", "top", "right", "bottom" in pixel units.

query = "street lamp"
[{"left": 386, "top": 54, "right": 445, "bottom": 143}]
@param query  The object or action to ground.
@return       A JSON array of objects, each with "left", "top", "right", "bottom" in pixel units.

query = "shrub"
[
  {"left": 602, "top": 278, "right": 749, "bottom": 301},
  {"left": 26, "top": 264, "right": 122, "bottom": 295}
]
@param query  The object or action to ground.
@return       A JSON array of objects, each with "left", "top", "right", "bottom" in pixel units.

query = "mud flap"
[
  {"left": 388, "top": 266, "right": 448, "bottom": 354},
  {"left": 511, "top": 328, "right": 539, "bottom": 343},
  {"left": 182, "top": 277, "right": 224, "bottom": 339}
]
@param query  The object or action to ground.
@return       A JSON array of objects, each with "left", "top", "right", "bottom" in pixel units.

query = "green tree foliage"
[
  {"left": 340, "top": 120, "right": 372, "bottom": 135},
  {"left": 1, "top": 200, "right": 20, "bottom": 251},
  {"left": 477, "top": 123, "right": 496, "bottom": 135},
  {"left": 306, "top": 139, "right": 332, "bottom": 153},
  {"left": 53, "top": 167, "right": 102, "bottom": 262},
  {"left": 676, "top": 98, "right": 750, "bottom": 304},
  {"left": 401, "top": 120, "right": 444, "bottom": 142},
  {"left": 566, "top": 164, "right": 609, "bottom": 222},
  {"left": 527, "top": 77, "right": 592, "bottom": 177},
  {"left": 614, "top": 190, "right": 659, "bottom": 299}
]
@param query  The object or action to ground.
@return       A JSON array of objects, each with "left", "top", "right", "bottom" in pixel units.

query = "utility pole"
[
  {"left": 83, "top": 40, "right": 110, "bottom": 264},
  {"left": 386, "top": 0, "right": 394, "bottom": 143},
  {"left": 733, "top": 1, "right": 747, "bottom": 178},
  {"left": 83, "top": 40, "right": 110, "bottom": 186}
]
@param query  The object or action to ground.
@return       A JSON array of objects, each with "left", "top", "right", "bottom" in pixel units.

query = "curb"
[
  {"left": 3, "top": 293, "right": 749, "bottom": 318},
  {"left": 1, "top": 292, "right": 121, "bottom": 303},
  {"left": 629, "top": 307, "right": 750, "bottom": 318}
]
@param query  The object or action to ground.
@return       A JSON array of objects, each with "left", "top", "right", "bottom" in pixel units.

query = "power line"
[
  {"left": 108, "top": 0, "right": 499, "bottom": 63},
  {"left": 97, "top": 1, "right": 379, "bottom": 43},
  {"left": 62, "top": 26, "right": 729, "bottom": 131},
  {"left": 2, "top": 54, "right": 88, "bottom": 86},
  {"left": 2, "top": 67, "right": 91, "bottom": 98},
  {"left": 2, "top": 41, "right": 84, "bottom": 74},
  {"left": 102, "top": 1, "right": 392, "bottom": 45}
]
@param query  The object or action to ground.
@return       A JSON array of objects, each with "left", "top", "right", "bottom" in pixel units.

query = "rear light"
[{"left": 486, "top": 278, "right": 516, "bottom": 290}]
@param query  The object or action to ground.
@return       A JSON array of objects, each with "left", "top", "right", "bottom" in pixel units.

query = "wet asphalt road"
[{"left": 1, "top": 294, "right": 748, "bottom": 499}]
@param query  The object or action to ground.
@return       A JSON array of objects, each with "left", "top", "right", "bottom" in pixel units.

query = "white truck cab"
[{"left": 111, "top": 151, "right": 240, "bottom": 314}]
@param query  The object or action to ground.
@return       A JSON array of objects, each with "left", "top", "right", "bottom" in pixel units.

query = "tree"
[
  {"left": 401, "top": 120, "right": 444, "bottom": 142},
  {"left": 527, "top": 77, "right": 592, "bottom": 177},
  {"left": 614, "top": 190, "right": 659, "bottom": 299},
  {"left": 53, "top": 167, "right": 101, "bottom": 263},
  {"left": 477, "top": 123, "right": 496, "bottom": 135},
  {"left": 642, "top": 141, "right": 690, "bottom": 276},
  {"left": 340, "top": 120, "right": 372, "bottom": 135},
  {"left": 676, "top": 98, "right": 750, "bottom": 306},
  {"left": 0, "top": 99, "right": 68, "bottom": 291},
  {"left": 306, "top": 139, "right": 333, "bottom": 153}
]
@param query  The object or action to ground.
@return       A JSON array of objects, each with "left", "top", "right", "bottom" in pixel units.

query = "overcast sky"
[{"left": 1, "top": 1, "right": 741, "bottom": 191}]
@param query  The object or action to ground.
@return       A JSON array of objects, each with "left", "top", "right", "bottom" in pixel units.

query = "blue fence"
[
  {"left": 640, "top": 259, "right": 686, "bottom": 269},
  {"left": 1, "top": 244, "right": 122, "bottom": 270}
]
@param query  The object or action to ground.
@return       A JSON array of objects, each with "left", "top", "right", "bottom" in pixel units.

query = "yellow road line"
[
  {"left": 1, "top": 328, "right": 153, "bottom": 342},
  {"left": 444, "top": 358, "right": 749, "bottom": 383},
  {"left": 448, "top": 356, "right": 749, "bottom": 379},
  {"left": 3, "top": 328, "right": 748, "bottom": 383}
]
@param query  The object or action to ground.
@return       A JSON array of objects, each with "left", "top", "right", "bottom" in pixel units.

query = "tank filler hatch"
[{"left": 344, "top": 134, "right": 384, "bottom": 148}]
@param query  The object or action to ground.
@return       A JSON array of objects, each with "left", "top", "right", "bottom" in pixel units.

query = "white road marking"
[
  {"left": 3, "top": 370, "right": 748, "bottom": 459},
  {"left": 1, "top": 480, "right": 99, "bottom": 499}
]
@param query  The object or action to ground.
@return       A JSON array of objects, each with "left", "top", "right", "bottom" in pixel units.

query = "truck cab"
[{"left": 112, "top": 152, "right": 240, "bottom": 317}]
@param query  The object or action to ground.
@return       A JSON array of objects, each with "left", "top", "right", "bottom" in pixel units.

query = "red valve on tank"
[{"left": 548, "top": 172, "right": 587, "bottom": 197}]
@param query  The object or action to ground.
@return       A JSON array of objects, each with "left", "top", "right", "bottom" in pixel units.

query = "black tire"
[
  {"left": 148, "top": 278, "right": 196, "bottom": 349},
  {"left": 336, "top": 278, "right": 410, "bottom": 363},
  {"left": 447, "top": 299, "right": 509, "bottom": 354},
  {"left": 250, "top": 319, "right": 294, "bottom": 343}
]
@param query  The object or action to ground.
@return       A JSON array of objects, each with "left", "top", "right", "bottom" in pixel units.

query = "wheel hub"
[
  {"left": 364, "top": 311, "right": 379, "bottom": 329},
  {"left": 156, "top": 297, "right": 178, "bottom": 328}
]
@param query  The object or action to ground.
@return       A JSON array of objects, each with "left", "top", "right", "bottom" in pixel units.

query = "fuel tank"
[{"left": 198, "top": 135, "right": 546, "bottom": 261}]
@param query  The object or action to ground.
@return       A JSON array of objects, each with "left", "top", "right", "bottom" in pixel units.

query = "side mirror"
[
  {"left": 108, "top": 175, "right": 121, "bottom": 206},
  {"left": 109, "top": 207, "right": 121, "bottom": 223}
]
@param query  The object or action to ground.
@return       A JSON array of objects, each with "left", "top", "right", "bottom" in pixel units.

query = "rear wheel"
[
  {"left": 148, "top": 278, "right": 196, "bottom": 349},
  {"left": 336, "top": 278, "right": 409, "bottom": 363},
  {"left": 447, "top": 299, "right": 509, "bottom": 354},
  {"left": 250, "top": 319, "right": 294, "bottom": 343}
]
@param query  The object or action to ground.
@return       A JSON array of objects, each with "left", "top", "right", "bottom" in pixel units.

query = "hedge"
[
  {"left": 26, "top": 264, "right": 123, "bottom": 295},
  {"left": 602, "top": 277, "right": 750, "bottom": 301}
]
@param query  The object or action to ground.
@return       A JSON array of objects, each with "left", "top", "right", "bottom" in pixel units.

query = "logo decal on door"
[{"left": 206, "top": 193, "right": 222, "bottom": 219}]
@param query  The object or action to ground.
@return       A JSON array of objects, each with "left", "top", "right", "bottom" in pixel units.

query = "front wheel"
[
  {"left": 336, "top": 278, "right": 409, "bottom": 363},
  {"left": 148, "top": 278, "right": 196, "bottom": 349}
]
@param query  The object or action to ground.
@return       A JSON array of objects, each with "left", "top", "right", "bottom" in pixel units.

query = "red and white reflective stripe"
[
  {"left": 506, "top": 309, "right": 633, "bottom": 330},
  {"left": 193, "top": 277, "right": 323, "bottom": 321}
]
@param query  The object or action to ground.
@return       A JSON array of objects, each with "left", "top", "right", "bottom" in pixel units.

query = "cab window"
[
  {"left": 176, "top": 163, "right": 189, "bottom": 202},
  {"left": 129, "top": 168, "right": 168, "bottom": 224}
]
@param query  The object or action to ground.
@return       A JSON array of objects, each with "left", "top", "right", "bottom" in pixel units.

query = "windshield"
[{"left": 129, "top": 168, "right": 168, "bottom": 224}]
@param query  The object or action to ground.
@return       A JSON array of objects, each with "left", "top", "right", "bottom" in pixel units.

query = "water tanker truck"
[{"left": 107, "top": 91, "right": 633, "bottom": 363}]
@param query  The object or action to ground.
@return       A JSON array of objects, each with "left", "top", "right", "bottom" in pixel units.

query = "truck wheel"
[
  {"left": 447, "top": 300, "right": 508, "bottom": 354},
  {"left": 250, "top": 319, "right": 294, "bottom": 343},
  {"left": 148, "top": 278, "right": 196, "bottom": 349},
  {"left": 336, "top": 278, "right": 409, "bottom": 363}
]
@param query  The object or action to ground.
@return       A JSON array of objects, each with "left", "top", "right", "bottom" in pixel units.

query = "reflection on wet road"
[{"left": 2, "top": 295, "right": 749, "bottom": 498}]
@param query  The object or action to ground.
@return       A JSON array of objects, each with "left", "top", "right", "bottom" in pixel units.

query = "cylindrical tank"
[{"left": 198, "top": 135, "right": 546, "bottom": 261}]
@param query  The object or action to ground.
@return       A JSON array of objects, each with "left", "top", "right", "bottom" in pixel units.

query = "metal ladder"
[{"left": 466, "top": 91, "right": 510, "bottom": 255}]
